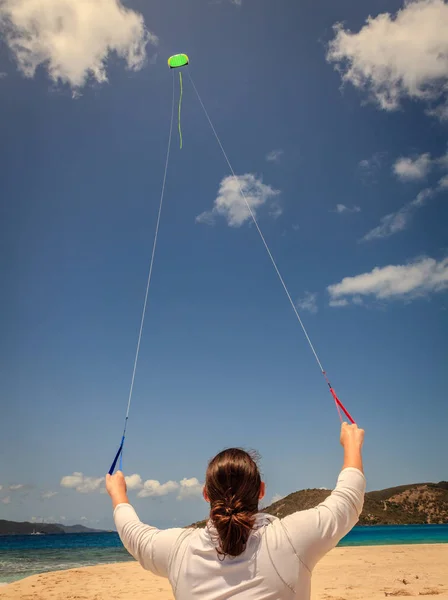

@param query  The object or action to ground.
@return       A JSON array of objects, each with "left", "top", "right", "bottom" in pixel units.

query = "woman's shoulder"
[{"left": 253, "top": 512, "right": 281, "bottom": 532}]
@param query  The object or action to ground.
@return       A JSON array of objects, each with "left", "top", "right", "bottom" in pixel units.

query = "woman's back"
[
  {"left": 114, "top": 467, "right": 366, "bottom": 600},
  {"left": 171, "top": 514, "right": 304, "bottom": 599}
]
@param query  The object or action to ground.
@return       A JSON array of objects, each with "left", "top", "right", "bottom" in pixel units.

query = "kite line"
[
  {"left": 186, "top": 69, "right": 355, "bottom": 425},
  {"left": 108, "top": 71, "right": 176, "bottom": 476}
]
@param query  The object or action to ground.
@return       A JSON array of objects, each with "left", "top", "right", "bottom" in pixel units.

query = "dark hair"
[{"left": 205, "top": 448, "right": 261, "bottom": 558}]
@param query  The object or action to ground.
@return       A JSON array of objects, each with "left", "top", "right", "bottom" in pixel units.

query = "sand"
[{"left": 1, "top": 545, "right": 447, "bottom": 599}]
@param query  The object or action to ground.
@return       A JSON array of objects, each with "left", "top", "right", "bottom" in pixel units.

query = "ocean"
[{"left": 1, "top": 524, "right": 447, "bottom": 584}]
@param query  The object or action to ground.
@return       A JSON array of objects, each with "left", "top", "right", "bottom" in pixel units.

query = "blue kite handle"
[{"left": 108, "top": 437, "right": 125, "bottom": 475}]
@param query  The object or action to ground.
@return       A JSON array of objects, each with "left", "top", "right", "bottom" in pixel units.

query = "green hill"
[
  {"left": 190, "top": 481, "right": 448, "bottom": 528},
  {"left": 0, "top": 520, "right": 106, "bottom": 536}
]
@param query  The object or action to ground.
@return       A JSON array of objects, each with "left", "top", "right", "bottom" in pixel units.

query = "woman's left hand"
[{"left": 106, "top": 471, "right": 128, "bottom": 507}]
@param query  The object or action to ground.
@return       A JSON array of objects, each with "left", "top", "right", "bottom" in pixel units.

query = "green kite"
[
  {"left": 168, "top": 54, "right": 189, "bottom": 149},
  {"left": 168, "top": 54, "right": 189, "bottom": 69}
]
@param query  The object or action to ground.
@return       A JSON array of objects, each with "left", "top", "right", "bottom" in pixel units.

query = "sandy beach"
[{"left": 0, "top": 544, "right": 447, "bottom": 599}]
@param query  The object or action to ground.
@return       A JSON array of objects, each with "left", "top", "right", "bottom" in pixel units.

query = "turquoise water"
[
  {"left": 0, "top": 533, "right": 131, "bottom": 584},
  {"left": 1, "top": 525, "right": 447, "bottom": 584},
  {"left": 339, "top": 524, "right": 448, "bottom": 546}
]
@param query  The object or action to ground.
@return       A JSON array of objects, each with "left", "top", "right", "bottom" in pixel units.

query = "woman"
[{"left": 106, "top": 422, "right": 365, "bottom": 599}]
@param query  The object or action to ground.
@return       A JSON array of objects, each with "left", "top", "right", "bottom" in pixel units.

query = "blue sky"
[{"left": 1, "top": 0, "right": 447, "bottom": 530}]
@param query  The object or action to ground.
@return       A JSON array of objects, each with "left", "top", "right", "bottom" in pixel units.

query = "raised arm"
[
  {"left": 280, "top": 422, "right": 366, "bottom": 571},
  {"left": 106, "top": 472, "right": 185, "bottom": 577}
]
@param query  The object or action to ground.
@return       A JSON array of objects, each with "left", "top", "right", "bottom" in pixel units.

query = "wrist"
[
  {"left": 343, "top": 441, "right": 363, "bottom": 453},
  {"left": 342, "top": 445, "right": 363, "bottom": 472},
  {"left": 343, "top": 448, "right": 362, "bottom": 462},
  {"left": 111, "top": 491, "right": 129, "bottom": 508}
]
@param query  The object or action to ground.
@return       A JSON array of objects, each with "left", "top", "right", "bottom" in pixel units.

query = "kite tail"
[{"left": 178, "top": 71, "right": 183, "bottom": 149}]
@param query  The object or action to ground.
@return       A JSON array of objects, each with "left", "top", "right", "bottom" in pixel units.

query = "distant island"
[
  {"left": 0, "top": 520, "right": 108, "bottom": 536},
  {"left": 190, "top": 481, "right": 448, "bottom": 528},
  {"left": 3, "top": 481, "right": 447, "bottom": 536}
]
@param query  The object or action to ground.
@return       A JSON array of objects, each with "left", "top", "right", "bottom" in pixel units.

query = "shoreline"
[
  {"left": 0, "top": 544, "right": 447, "bottom": 599},
  {"left": 0, "top": 522, "right": 446, "bottom": 535},
  {"left": 2, "top": 524, "right": 446, "bottom": 587}
]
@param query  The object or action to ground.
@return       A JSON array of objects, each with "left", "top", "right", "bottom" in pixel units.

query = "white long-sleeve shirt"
[{"left": 114, "top": 467, "right": 365, "bottom": 600}]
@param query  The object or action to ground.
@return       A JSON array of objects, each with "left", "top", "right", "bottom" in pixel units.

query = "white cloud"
[
  {"left": 60, "top": 471, "right": 203, "bottom": 499},
  {"left": 266, "top": 149, "right": 284, "bottom": 163},
  {"left": 358, "top": 153, "right": 384, "bottom": 182},
  {"left": 434, "top": 152, "right": 448, "bottom": 189},
  {"left": 231, "top": 0, "right": 242, "bottom": 5},
  {"left": 269, "top": 201, "right": 283, "bottom": 220},
  {"left": 327, "top": 0, "right": 448, "bottom": 120},
  {"left": 329, "top": 298, "right": 349, "bottom": 307},
  {"left": 297, "top": 292, "right": 318, "bottom": 314},
  {"left": 196, "top": 174, "right": 280, "bottom": 228},
  {"left": 427, "top": 103, "right": 448, "bottom": 121},
  {"left": 195, "top": 211, "right": 215, "bottom": 226},
  {"left": 393, "top": 153, "right": 432, "bottom": 181},
  {"left": 80, "top": 516, "right": 88, "bottom": 522},
  {"left": 60, "top": 516, "right": 66, "bottom": 521},
  {"left": 9, "top": 484, "right": 24, "bottom": 491},
  {"left": 137, "top": 479, "right": 179, "bottom": 498},
  {"left": 392, "top": 149, "right": 448, "bottom": 181},
  {"left": 0, "top": 0, "right": 157, "bottom": 89},
  {"left": 2, "top": 496, "right": 11, "bottom": 505},
  {"left": 438, "top": 151, "right": 448, "bottom": 170},
  {"left": 359, "top": 154, "right": 381, "bottom": 171},
  {"left": 41, "top": 491, "right": 58, "bottom": 500},
  {"left": 334, "top": 204, "right": 361, "bottom": 214},
  {"left": 328, "top": 256, "right": 448, "bottom": 305},
  {"left": 60, "top": 472, "right": 104, "bottom": 494},
  {"left": 271, "top": 494, "right": 285, "bottom": 504},
  {"left": 177, "top": 478, "right": 203, "bottom": 500},
  {"left": 0, "top": 72, "right": 7, "bottom": 79},
  {"left": 362, "top": 188, "right": 435, "bottom": 241},
  {"left": 125, "top": 474, "right": 143, "bottom": 491},
  {"left": 426, "top": 102, "right": 448, "bottom": 121},
  {"left": 363, "top": 149, "right": 448, "bottom": 240}
]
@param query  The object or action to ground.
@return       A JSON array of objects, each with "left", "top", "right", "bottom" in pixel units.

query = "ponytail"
[{"left": 205, "top": 449, "right": 261, "bottom": 557}]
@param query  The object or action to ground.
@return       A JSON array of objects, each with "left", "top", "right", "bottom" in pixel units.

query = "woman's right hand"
[
  {"left": 340, "top": 422, "right": 364, "bottom": 450},
  {"left": 106, "top": 471, "right": 129, "bottom": 508}
]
